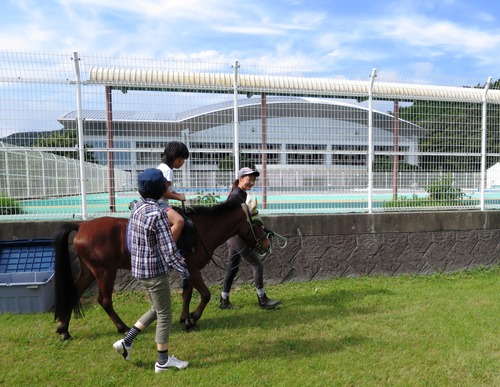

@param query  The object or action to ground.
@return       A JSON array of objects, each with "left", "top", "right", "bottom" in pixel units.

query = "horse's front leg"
[
  {"left": 182, "top": 270, "right": 211, "bottom": 330},
  {"left": 180, "top": 283, "right": 193, "bottom": 325},
  {"left": 95, "top": 270, "right": 129, "bottom": 334}
]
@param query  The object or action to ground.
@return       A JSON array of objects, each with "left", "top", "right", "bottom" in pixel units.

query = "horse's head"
[
  {"left": 240, "top": 198, "right": 271, "bottom": 255},
  {"left": 182, "top": 199, "right": 271, "bottom": 256}
]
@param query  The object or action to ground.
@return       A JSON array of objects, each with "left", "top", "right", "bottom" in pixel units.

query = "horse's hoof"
[
  {"left": 183, "top": 317, "right": 197, "bottom": 331},
  {"left": 56, "top": 327, "right": 72, "bottom": 341},
  {"left": 60, "top": 333, "right": 72, "bottom": 341}
]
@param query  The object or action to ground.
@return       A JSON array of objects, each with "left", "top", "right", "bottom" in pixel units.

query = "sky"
[
  {"left": 2, "top": 0, "right": 500, "bottom": 85},
  {"left": 2, "top": 0, "right": 500, "bottom": 136}
]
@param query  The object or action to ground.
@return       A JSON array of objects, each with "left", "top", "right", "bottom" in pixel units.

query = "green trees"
[
  {"left": 0, "top": 193, "right": 23, "bottom": 215},
  {"left": 383, "top": 173, "right": 466, "bottom": 208},
  {"left": 397, "top": 80, "right": 500, "bottom": 172},
  {"left": 35, "top": 130, "right": 98, "bottom": 163},
  {"left": 216, "top": 154, "right": 253, "bottom": 187},
  {"left": 373, "top": 155, "right": 420, "bottom": 172}
]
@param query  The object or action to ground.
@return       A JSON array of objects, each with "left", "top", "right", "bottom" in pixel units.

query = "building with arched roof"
[{"left": 58, "top": 96, "right": 424, "bottom": 190}]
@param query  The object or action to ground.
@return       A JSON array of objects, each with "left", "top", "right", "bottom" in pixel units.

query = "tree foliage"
[
  {"left": 373, "top": 155, "right": 420, "bottom": 172},
  {"left": 216, "top": 154, "right": 253, "bottom": 187},
  {"left": 35, "top": 130, "right": 98, "bottom": 164},
  {"left": 397, "top": 79, "right": 500, "bottom": 172},
  {"left": 0, "top": 193, "right": 23, "bottom": 215},
  {"left": 383, "top": 173, "right": 466, "bottom": 208}
]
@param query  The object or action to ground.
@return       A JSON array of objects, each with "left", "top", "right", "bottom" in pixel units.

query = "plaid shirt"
[{"left": 129, "top": 198, "right": 189, "bottom": 280}]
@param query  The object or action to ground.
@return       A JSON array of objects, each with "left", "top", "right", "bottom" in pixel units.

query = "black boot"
[
  {"left": 219, "top": 296, "right": 233, "bottom": 310},
  {"left": 258, "top": 294, "right": 281, "bottom": 309}
]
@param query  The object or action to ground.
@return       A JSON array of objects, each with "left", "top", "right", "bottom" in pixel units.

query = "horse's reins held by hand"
[
  {"left": 210, "top": 229, "right": 288, "bottom": 269},
  {"left": 205, "top": 201, "right": 289, "bottom": 270},
  {"left": 264, "top": 230, "right": 288, "bottom": 255}
]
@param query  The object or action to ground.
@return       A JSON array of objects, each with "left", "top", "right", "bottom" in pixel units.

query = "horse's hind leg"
[
  {"left": 95, "top": 270, "right": 129, "bottom": 334},
  {"left": 56, "top": 262, "right": 95, "bottom": 340},
  {"left": 183, "top": 270, "right": 211, "bottom": 330}
]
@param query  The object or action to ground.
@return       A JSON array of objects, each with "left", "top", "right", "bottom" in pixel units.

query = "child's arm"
[
  {"left": 162, "top": 181, "right": 186, "bottom": 201},
  {"left": 163, "top": 190, "right": 186, "bottom": 202}
]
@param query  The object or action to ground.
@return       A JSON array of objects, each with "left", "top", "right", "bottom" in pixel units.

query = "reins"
[
  {"left": 183, "top": 200, "right": 288, "bottom": 272},
  {"left": 241, "top": 203, "right": 269, "bottom": 256},
  {"left": 208, "top": 203, "right": 288, "bottom": 271},
  {"left": 265, "top": 230, "right": 288, "bottom": 253},
  {"left": 208, "top": 230, "right": 288, "bottom": 271}
]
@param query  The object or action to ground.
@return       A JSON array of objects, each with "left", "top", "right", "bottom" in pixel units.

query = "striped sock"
[{"left": 124, "top": 326, "right": 141, "bottom": 347}]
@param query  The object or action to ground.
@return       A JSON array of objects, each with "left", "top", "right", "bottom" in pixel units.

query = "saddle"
[{"left": 172, "top": 205, "right": 197, "bottom": 254}]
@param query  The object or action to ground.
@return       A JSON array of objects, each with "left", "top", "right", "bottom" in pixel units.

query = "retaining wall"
[{"left": 1, "top": 211, "right": 499, "bottom": 292}]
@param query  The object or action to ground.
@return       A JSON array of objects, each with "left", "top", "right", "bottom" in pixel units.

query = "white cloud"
[
  {"left": 57, "top": 0, "right": 255, "bottom": 24},
  {"left": 213, "top": 25, "right": 288, "bottom": 36},
  {"left": 475, "top": 12, "right": 495, "bottom": 23},
  {"left": 2, "top": 0, "right": 500, "bottom": 81},
  {"left": 377, "top": 16, "right": 500, "bottom": 55}
]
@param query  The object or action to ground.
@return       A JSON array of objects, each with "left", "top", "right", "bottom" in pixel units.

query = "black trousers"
[{"left": 222, "top": 235, "right": 264, "bottom": 293}]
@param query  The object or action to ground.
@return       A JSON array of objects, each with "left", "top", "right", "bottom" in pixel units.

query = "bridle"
[
  {"left": 241, "top": 203, "right": 270, "bottom": 256},
  {"left": 199, "top": 200, "right": 288, "bottom": 271}
]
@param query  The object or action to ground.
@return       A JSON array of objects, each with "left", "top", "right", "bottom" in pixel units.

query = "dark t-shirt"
[{"left": 226, "top": 186, "right": 247, "bottom": 205}]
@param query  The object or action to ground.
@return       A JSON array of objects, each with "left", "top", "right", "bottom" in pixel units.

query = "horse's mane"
[{"left": 178, "top": 201, "right": 241, "bottom": 216}]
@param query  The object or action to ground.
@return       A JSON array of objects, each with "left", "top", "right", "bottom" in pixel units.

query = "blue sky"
[{"left": 2, "top": 0, "right": 500, "bottom": 85}]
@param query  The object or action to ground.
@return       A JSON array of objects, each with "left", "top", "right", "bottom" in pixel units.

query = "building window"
[
  {"left": 286, "top": 144, "right": 326, "bottom": 165},
  {"left": 241, "top": 143, "right": 281, "bottom": 165},
  {"left": 189, "top": 142, "right": 232, "bottom": 165},
  {"left": 332, "top": 145, "right": 366, "bottom": 165}
]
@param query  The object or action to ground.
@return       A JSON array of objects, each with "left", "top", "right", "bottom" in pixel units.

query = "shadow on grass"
[
  {"left": 194, "top": 286, "right": 394, "bottom": 332},
  {"left": 122, "top": 335, "right": 370, "bottom": 370},
  {"left": 66, "top": 285, "right": 393, "bottom": 343},
  {"left": 193, "top": 335, "right": 371, "bottom": 369}
]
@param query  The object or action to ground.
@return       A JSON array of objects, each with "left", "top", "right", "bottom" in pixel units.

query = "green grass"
[{"left": 1, "top": 267, "right": 499, "bottom": 386}]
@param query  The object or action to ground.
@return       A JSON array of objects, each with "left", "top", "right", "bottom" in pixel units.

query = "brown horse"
[{"left": 53, "top": 200, "right": 269, "bottom": 340}]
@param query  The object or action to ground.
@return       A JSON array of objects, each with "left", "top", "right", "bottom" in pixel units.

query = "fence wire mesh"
[{"left": 1, "top": 51, "right": 500, "bottom": 220}]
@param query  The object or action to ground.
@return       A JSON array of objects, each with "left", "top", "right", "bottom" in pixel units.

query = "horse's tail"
[{"left": 53, "top": 222, "right": 84, "bottom": 321}]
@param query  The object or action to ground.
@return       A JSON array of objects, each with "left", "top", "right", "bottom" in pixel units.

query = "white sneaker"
[
  {"left": 155, "top": 355, "right": 189, "bottom": 372},
  {"left": 113, "top": 339, "right": 132, "bottom": 361}
]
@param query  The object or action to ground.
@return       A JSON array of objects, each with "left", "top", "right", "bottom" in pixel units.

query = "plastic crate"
[
  {"left": 0, "top": 239, "right": 54, "bottom": 273},
  {"left": 0, "top": 239, "right": 55, "bottom": 313},
  {"left": 0, "top": 271, "right": 55, "bottom": 313}
]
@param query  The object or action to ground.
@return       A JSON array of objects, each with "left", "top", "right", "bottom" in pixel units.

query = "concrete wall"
[{"left": 1, "top": 211, "right": 499, "bottom": 291}]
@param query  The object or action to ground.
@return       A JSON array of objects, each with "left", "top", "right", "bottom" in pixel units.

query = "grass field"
[{"left": 1, "top": 267, "right": 499, "bottom": 386}]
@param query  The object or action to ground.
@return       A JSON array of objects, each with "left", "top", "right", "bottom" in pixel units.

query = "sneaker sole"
[
  {"left": 113, "top": 341, "right": 130, "bottom": 361},
  {"left": 155, "top": 365, "right": 188, "bottom": 372}
]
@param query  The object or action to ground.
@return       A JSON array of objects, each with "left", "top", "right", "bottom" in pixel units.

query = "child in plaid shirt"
[{"left": 113, "top": 168, "right": 190, "bottom": 373}]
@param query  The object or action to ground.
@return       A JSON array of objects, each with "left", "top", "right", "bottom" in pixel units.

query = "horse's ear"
[
  {"left": 241, "top": 202, "right": 249, "bottom": 217},
  {"left": 249, "top": 198, "right": 258, "bottom": 215}
]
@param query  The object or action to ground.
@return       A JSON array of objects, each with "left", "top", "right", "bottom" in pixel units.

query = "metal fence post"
[
  {"left": 72, "top": 51, "right": 88, "bottom": 219},
  {"left": 480, "top": 76, "right": 492, "bottom": 211},
  {"left": 233, "top": 60, "right": 240, "bottom": 179},
  {"left": 367, "top": 68, "right": 377, "bottom": 213}
]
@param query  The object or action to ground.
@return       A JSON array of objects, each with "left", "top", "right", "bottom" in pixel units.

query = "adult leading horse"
[{"left": 53, "top": 199, "right": 269, "bottom": 340}]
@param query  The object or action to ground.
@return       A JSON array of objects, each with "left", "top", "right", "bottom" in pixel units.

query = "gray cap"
[{"left": 238, "top": 167, "right": 260, "bottom": 178}]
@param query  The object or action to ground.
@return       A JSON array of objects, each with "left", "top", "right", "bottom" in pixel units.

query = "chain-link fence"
[{"left": 1, "top": 51, "right": 500, "bottom": 220}]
